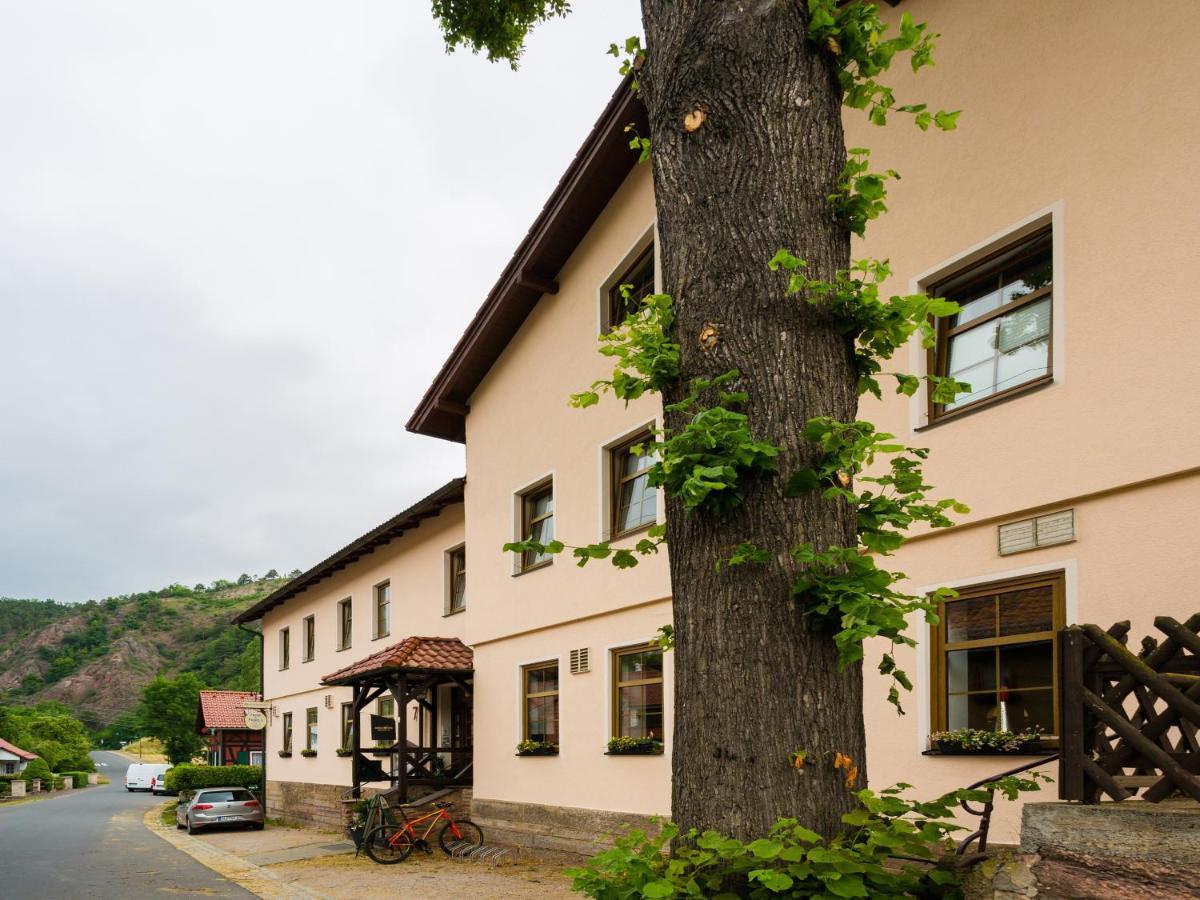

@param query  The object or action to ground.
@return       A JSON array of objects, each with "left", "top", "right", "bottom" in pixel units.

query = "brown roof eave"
[
  {"left": 232, "top": 478, "right": 465, "bottom": 625},
  {"left": 406, "top": 76, "right": 648, "bottom": 442}
]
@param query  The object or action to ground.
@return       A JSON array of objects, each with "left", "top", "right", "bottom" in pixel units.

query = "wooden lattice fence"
[{"left": 1059, "top": 614, "right": 1200, "bottom": 803}]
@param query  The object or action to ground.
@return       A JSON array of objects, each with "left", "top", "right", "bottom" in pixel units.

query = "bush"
[
  {"left": 164, "top": 764, "right": 262, "bottom": 793},
  {"left": 23, "top": 758, "right": 51, "bottom": 782},
  {"left": 606, "top": 736, "right": 662, "bottom": 755},
  {"left": 569, "top": 778, "right": 1047, "bottom": 899},
  {"left": 59, "top": 771, "right": 92, "bottom": 786}
]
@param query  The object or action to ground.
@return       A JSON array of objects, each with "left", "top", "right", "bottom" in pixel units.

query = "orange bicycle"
[{"left": 363, "top": 800, "right": 484, "bottom": 864}]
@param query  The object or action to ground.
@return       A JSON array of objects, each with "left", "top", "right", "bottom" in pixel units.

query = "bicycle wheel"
[
  {"left": 363, "top": 824, "right": 414, "bottom": 864},
  {"left": 438, "top": 818, "right": 484, "bottom": 855}
]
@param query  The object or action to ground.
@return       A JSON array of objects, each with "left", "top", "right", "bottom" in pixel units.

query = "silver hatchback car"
[{"left": 176, "top": 786, "right": 265, "bottom": 834}]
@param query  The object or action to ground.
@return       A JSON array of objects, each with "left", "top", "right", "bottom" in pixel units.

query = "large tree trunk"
[{"left": 639, "top": 1, "right": 865, "bottom": 841}]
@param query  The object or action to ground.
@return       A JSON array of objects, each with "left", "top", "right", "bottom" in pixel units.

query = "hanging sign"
[
  {"left": 370, "top": 714, "right": 396, "bottom": 742},
  {"left": 243, "top": 710, "right": 268, "bottom": 731}
]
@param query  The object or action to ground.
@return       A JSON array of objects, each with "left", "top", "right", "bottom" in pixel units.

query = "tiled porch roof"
[
  {"left": 0, "top": 737, "right": 36, "bottom": 760},
  {"left": 197, "top": 690, "right": 261, "bottom": 730},
  {"left": 322, "top": 636, "right": 473, "bottom": 686}
]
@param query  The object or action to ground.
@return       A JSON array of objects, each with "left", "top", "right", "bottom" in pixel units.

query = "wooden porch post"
[
  {"left": 397, "top": 672, "right": 408, "bottom": 801},
  {"left": 351, "top": 682, "right": 361, "bottom": 798}
]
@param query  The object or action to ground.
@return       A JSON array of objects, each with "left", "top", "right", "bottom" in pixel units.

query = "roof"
[
  {"left": 0, "top": 737, "right": 36, "bottom": 761},
  {"left": 233, "top": 478, "right": 465, "bottom": 624},
  {"left": 406, "top": 76, "right": 648, "bottom": 442},
  {"left": 197, "top": 690, "right": 261, "bottom": 731},
  {"left": 322, "top": 636, "right": 473, "bottom": 686}
]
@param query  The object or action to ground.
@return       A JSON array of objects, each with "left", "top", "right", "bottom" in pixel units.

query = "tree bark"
[{"left": 639, "top": 1, "right": 865, "bottom": 841}]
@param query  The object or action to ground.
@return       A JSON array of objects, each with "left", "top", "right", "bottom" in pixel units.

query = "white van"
[{"left": 124, "top": 763, "right": 171, "bottom": 793}]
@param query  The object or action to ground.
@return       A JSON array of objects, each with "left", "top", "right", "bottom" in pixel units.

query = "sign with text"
[{"left": 370, "top": 713, "right": 396, "bottom": 742}]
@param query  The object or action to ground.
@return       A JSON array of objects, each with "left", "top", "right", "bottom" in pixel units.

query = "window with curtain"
[
  {"left": 302, "top": 615, "right": 315, "bottom": 662},
  {"left": 337, "top": 598, "right": 352, "bottom": 650},
  {"left": 613, "top": 645, "right": 664, "bottom": 741},
  {"left": 611, "top": 432, "right": 657, "bottom": 537},
  {"left": 520, "top": 483, "right": 555, "bottom": 571},
  {"left": 523, "top": 662, "right": 559, "bottom": 745},
  {"left": 931, "top": 230, "right": 1052, "bottom": 419},
  {"left": 279, "top": 628, "right": 290, "bottom": 670},
  {"left": 374, "top": 582, "right": 390, "bottom": 638},
  {"left": 340, "top": 702, "right": 354, "bottom": 751},
  {"left": 607, "top": 244, "right": 655, "bottom": 331},
  {"left": 305, "top": 707, "right": 318, "bottom": 751},
  {"left": 448, "top": 547, "right": 466, "bottom": 613},
  {"left": 282, "top": 712, "right": 293, "bottom": 753},
  {"left": 930, "top": 571, "right": 1065, "bottom": 736}
]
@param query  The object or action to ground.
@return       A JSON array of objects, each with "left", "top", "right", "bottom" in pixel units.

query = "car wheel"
[
  {"left": 187, "top": 818, "right": 198, "bottom": 836},
  {"left": 176, "top": 821, "right": 185, "bottom": 830}
]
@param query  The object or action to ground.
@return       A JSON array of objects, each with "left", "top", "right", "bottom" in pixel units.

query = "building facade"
[
  {"left": 239, "top": 1, "right": 1200, "bottom": 848},
  {"left": 196, "top": 691, "right": 266, "bottom": 767}
]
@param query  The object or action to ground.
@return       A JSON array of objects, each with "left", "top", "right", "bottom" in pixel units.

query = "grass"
[
  {"left": 120, "top": 737, "right": 168, "bottom": 763},
  {"left": 160, "top": 799, "right": 178, "bottom": 827}
]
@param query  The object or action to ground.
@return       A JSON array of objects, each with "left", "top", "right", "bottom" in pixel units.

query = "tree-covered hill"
[{"left": 0, "top": 573, "right": 295, "bottom": 729}]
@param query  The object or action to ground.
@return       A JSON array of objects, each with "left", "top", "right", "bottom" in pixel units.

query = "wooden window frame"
[
  {"left": 606, "top": 244, "right": 655, "bottom": 332},
  {"left": 336, "top": 598, "right": 352, "bottom": 651},
  {"left": 928, "top": 570, "right": 1066, "bottom": 740},
  {"left": 340, "top": 702, "right": 354, "bottom": 751},
  {"left": 302, "top": 615, "right": 315, "bottom": 663},
  {"left": 519, "top": 482, "right": 555, "bottom": 573},
  {"left": 927, "top": 229, "right": 1054, "bottom": 424},
  {"left": 611, "top": 644, "right": 665, "bottom": 741},
  {"left": 305, "top": 707, "right": 318, "bottom": 752},
  {"left": 279, "top": 627, "right": 290, "bottom": 671},
  {"left": 282, "top": 712, "right": 293, "bottom": 753},
  {"left": 374, "top": 581, "right": 391, "bottom": 639},
  {"left": 522, "top": 661, "right": 560, "bottom": 744},
  {"left": 447, "top": 546, "right": 467, "bottom": 614},
  {"left": 610, "top": 430, "right": 657, "bottom": 539}
]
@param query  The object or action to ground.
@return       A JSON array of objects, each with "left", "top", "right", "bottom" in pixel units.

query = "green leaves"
[
  {"left": 570, "top": 292, "right": 679, "bottom": 407},
  {"left": 569, "top": 778, "right": 1048, "bottom": 898},
  {"left": 805, "top": 1, "right": 961, "bottom": 132},
  {"left": 607, "top": 35, "right": 644, "bottom": 91},
  {"left": 830, "top": 148, "right": 899, "bottom": 237},
  {"left": 430, "top": 0, "right": 571, "bottom": 68}
]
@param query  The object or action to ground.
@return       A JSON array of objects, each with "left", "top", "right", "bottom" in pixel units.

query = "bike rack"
[{"left": 445, "top": 840, "right": 513, "bottom": 866}]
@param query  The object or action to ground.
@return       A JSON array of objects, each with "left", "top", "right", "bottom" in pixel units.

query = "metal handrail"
[{"left": 955, "top": 753, "right": 1059, "bottom": 856}]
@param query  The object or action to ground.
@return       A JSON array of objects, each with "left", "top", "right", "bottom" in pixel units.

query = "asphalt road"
[{"left": 0, "top": 750, "right": 254, "bottom": 899}]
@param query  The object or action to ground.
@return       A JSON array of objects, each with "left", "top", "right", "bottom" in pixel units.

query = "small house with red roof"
[
  {"left": 0, "top": 737, "right": 37, "bottom": 776},
  {"left": 196, "top": 690, "right": 265, "bottom": 766}
]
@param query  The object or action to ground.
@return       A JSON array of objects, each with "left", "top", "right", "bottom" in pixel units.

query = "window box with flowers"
[
  {"left": 606, "top": 736, "right": 663, "bottom": 756},
  {"left": 928, "top": 728, "right": 1046, "bottom": 756},
  {"left": 300, "top": 749, "right": 318, "bottom": 758},
  {"left": 516, "top": 740, "right": 558, "bottom": 757},
  {"left": 276, "top": 750, "right": 292, "bottom": 758},
  {"left": 335, "top": 748, "right": 353, "bottom": 758}
]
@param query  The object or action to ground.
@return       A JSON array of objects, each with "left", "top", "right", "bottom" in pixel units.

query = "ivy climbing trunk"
[{"left": 639, "top": 1, "right": 864, "bottom": 841}]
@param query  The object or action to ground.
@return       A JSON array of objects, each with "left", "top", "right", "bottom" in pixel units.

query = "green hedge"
[
  {"left": 59, "top": 771, "right": 92, "bottom": 786},
  {"left": 164, "top": 764, "right": 262, "bottom": 793}
]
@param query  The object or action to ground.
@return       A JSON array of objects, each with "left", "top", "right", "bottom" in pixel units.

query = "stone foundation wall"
[
  {"left": 963, "top": 800, "right": 1200, "bottom": 899},
  {"left": 266, "top": 781, "right": 474, "bottom": 832},
  {"left": 471, "top": 797, "right": 659, "bottom": 859}
]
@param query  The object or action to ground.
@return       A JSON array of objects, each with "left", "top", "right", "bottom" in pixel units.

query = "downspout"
[{"left": 237, "top": 620, "right": 265, "bottom": 798}]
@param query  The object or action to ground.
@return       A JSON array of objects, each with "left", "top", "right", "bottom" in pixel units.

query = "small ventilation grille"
[
  {"left": 569, "top": 647, "right": 590, "bottom": 674},
  {"left": 324, "top": 694, "right": 333, "bottom": 709},
  {"left": 998, "top": 509, "right": 1075, "bottom": 556}
]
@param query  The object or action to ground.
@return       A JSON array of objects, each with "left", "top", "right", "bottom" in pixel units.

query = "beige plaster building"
[{"left": 236, "top": 1, "right": 1200, "bottom": 848}]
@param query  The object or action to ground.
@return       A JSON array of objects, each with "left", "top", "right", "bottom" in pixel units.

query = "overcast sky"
[{"left": 0, "top": 1, "right": 642, "bottom": 602}]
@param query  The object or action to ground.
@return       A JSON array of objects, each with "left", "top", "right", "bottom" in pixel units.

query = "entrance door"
[{"left": 449, "top": 686, "right": 472, "bottom": 774}]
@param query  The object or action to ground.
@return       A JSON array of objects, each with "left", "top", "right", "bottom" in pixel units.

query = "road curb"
[{"left": 142, "top": 803, "right": 329, "bottom": 899}]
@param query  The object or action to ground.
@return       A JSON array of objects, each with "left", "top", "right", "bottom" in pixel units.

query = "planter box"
[
  {"left": 934, "top": 739, "right": 1043, "bottom": 755},
  {"left": 516, "top": 748, "right": 559, "bottom": 757}
]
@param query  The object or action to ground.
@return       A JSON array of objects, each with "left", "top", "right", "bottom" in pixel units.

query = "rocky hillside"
[{"left": 0, "top": 577, "right": 289, "bottom": 729}]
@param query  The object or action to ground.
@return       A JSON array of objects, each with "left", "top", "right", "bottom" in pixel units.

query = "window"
[
  {"left": 302, "top": 615, "right": 315, "bottom": 662},
  {"left": 611, "top": 432, "right": 657, "bottom": 537},
  {"left": 374, "top": 582, "right": 391, "bottom": 639},
  {"left": 608, "top": 244, "right": 655, "bottom": 330},
  {"left": 522, "top": 662, "right": 560, "bottom": 745},
  {"left": 282, "top": 712, "right": 293, "bottom": 753},
  {"left": 306, "top": 707, "right": 318, "bottom": 751},
  {"left": 930, "top": 230, "right": 1052, "bottom": 420},
  {"left": 520, "top": 483, "right": 555, "bottom": 571},
  {"left": 930, "top": 571, "right": 1065, "bottom": 737},
  {"left": 279, "top": 627, "right": 290, "bottom": 670},
  {"left": 340, "top": 702, "right": 354, "bottom": 751},
  {"left": 447, "top": 547, "right": 466, "bottom": 614},
  {"left": 249, "top": 751, "right": 263, "bottom": 767},
  {"left": 376, "top": 697, "right": 395, "bottom": 748},
  {"left": 337, "top": 598, "right": 352, "bottom": 651},
  {"left": 612, "top": 645, "right": 664, "bottom": 740}
]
